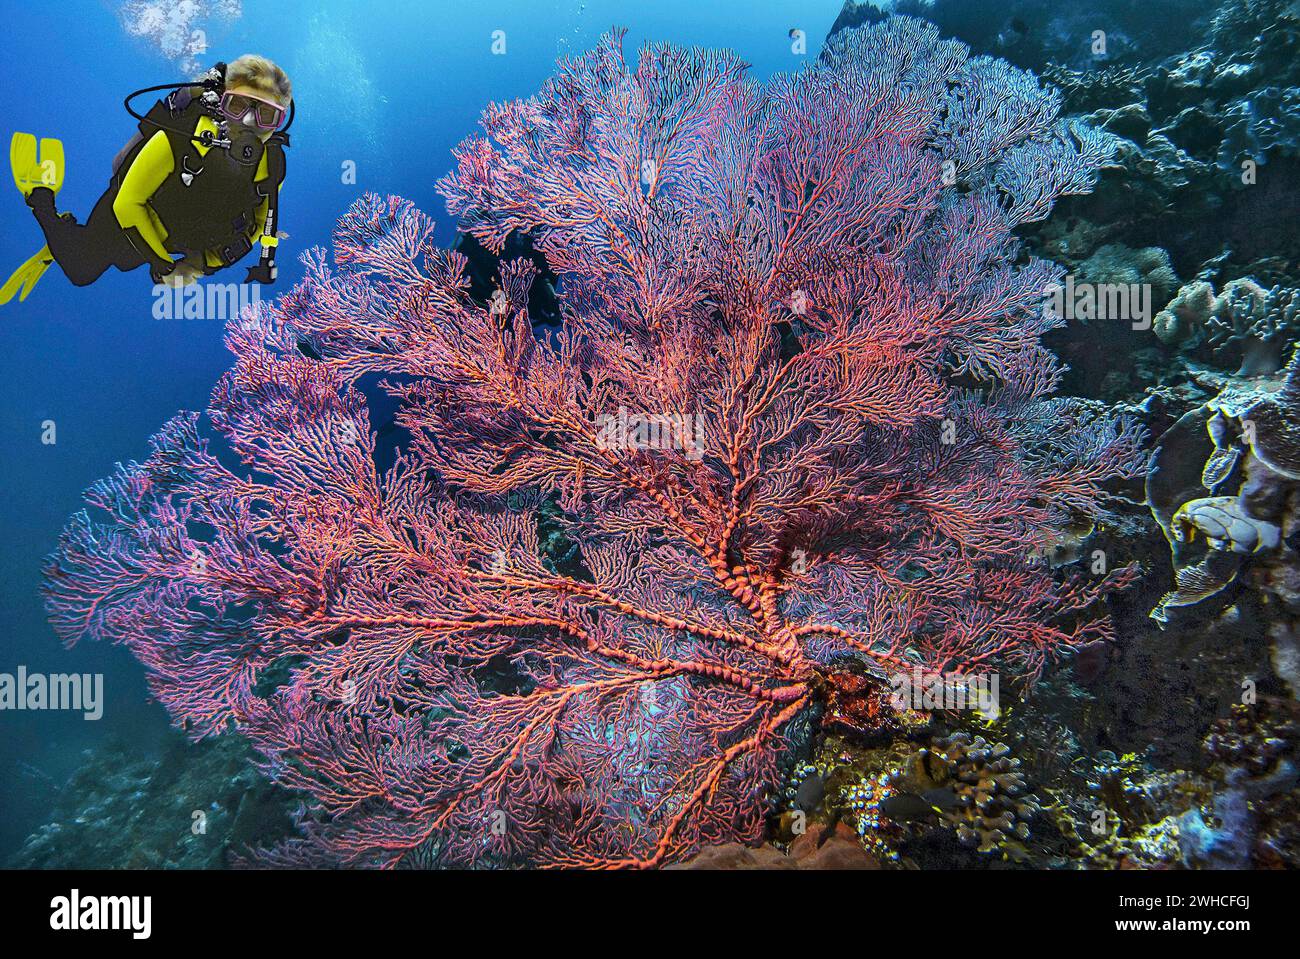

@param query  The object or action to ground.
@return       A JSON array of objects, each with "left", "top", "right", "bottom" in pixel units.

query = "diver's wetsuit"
[
  {"left": 26, "top": 85, "right": 284, "bottom": 287},
  {"left": 26, "top": 187, "right": 145, "bottom": 286}
]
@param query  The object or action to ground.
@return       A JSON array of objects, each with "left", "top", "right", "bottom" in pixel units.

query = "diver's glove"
[{"left": 149, "top": 260, "right": 176, "bottom": 285}]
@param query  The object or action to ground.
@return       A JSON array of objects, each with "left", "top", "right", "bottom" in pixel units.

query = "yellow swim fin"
[
  {"left": 10, "top": 132, "right": 64, "bottom": 197},
  {"left": 0, "top": 245, "right": 54, "bottom": 305}
]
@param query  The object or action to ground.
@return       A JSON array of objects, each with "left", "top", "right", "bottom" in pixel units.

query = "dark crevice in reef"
[{"left": 454, "top": 229, "right": 563, "bottom": 329}]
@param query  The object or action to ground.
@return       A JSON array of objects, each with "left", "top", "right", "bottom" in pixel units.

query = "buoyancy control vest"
[{"left": 114, "top": 70, "right": 288, "bottom": 273}]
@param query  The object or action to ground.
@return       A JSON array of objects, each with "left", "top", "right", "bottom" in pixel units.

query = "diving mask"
[{"left": 219, "top": 91, "right": 287, "bottom": 132}]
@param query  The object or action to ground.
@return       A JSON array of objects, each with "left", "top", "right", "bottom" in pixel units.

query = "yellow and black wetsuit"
[{"left": 26, "top": 86, "right": 285, "bottom": 286}]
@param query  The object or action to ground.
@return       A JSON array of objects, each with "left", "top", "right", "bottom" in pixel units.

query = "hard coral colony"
[{"left": 44, "top": 19, "right": 1145, "bottom": 867}]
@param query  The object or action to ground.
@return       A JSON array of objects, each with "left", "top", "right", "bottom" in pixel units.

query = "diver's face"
[{"left": 224, "top": 84, "right": 286, "bottom": 143}]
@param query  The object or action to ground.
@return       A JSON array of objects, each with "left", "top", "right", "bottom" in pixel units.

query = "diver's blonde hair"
[{"left": 226, "top": 54, "right": 292, "bottom": 106}]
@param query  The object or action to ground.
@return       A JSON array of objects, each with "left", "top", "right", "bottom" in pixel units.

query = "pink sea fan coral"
[{"left": 46, "top": 18, "right": 1145, "bottom": 867}]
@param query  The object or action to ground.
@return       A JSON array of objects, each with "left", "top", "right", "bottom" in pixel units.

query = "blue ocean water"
[{"left": 0, "top": 0, "right": 844, "bottom": 859}]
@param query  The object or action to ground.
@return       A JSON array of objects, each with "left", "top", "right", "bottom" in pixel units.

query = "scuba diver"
[{"left": 2, "top": 54, "right": 292, "bottom": 304}]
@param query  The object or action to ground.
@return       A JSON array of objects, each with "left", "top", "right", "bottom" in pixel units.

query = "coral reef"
[
  {"left": 43, "top": 18, "right": 1143, "bottom": 868},
  {"left": 820, "top": 7, "right": 1300, "bottom": 862},
  {"left": 15, "top": 0, "right": 1292, "bottom": 874},
  {"left": 927, "top": 733, "right": 1040, "bottom": 855},
  {"left": 7, "top": 733, "right": 295, "bottom": 869},
  {"left": 843, "top": 769, "right": 905, "bottom": 863},
  {"left": 813, "top": 695, "right": 1298, "bottom": 869},
  {"left": 1201, "top": 696, "right": 1300, "bottom": 868},
  {"left": 1074, "top": 699, "right": 1300, "bottom": 869},
  {"left": 841, "top": 732, "right": 1040, "bottom": 864},
  {"left": 1042, "top": 0, "right": 1300, "bottom": 286},
  {"left": 1147, "top": 349, "right": 1300, "bottom": 635},
  {"left": 1201, "top": 699, "right": 1300, "bottom": 867},
  {"left": 833, "top": 1, "right": 1208, "bottom": 72},
  {"left": 841, "top": 0, "right": 1300, "bottom": 348},
  {"left": 1077, "top": 244, "right": 1179, "bottom": 310},
  {"left": 1155, "top": 279, "right": 1300, "bottom": 376}
]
